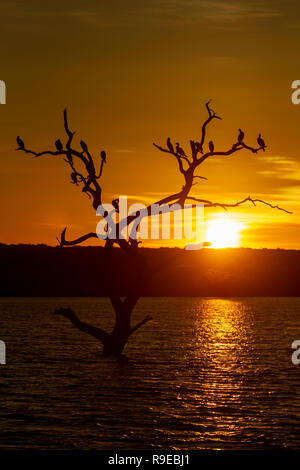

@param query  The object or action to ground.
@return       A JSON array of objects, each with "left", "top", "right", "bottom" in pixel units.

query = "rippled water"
[{"left": 0, "top": 297, "right": 300, "bottom": 449}]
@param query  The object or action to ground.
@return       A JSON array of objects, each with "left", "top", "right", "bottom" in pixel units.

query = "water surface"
[{"left": 0, "top": 297, "right": 300, "bottom": 449}]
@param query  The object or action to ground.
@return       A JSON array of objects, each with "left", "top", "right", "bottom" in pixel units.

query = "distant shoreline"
[{"left": 1, "top": 244, "right": 299, "bottom": 297}]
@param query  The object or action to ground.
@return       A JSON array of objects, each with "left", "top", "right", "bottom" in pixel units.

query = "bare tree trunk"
[
  {"left": 54, "top": 304, "right": 151, "bottom": 357},
  {"left": 54, "top": 240, "right": 152, "bottom": 357},
  {"left": 102, "top": 323, "right": 132, "bottom": 356}
]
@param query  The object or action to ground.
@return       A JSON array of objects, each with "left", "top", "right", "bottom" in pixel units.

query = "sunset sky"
[{"left": 0, "top": 0, "right": 299, "bottom": 248}]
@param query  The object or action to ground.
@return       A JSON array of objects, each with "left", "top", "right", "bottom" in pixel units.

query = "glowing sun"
[{"left": 206, "top": 218, "right": 242, "bottom": 248}]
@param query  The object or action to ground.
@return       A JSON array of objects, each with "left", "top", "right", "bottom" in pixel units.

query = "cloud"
[
  {"left": 0, "top": 0, "right": 282, "bottom": 31},
  {"left": 186, "top": 1, "right": 281, "bottom": 22},
  {"left": 136, "top": 1, "right": 282, "bottom": 26},
  {"left": 245, "top": 221, "right": 300, "bottom": 248},
  {"left": 257, "top": 155, "right": 300, "bottom": 190}
]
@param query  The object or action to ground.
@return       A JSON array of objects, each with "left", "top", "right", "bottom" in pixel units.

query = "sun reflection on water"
[
  {"left": 178, "top": 298, "right": 256, "bottom": 445},
  {"left": 192, "top": 298, "right": 253, "bottom": 366}
]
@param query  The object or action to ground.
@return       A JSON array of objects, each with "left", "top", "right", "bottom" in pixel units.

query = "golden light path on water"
[{"left": 178, "top": 298, "right": 256, "bottom": 448}]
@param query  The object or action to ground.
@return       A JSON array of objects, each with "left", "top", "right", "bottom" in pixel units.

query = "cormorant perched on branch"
[
  {"left": 55, "top": 139, "right": 63, "bottom": 151},
  {"left": 101, "top": 150, "right": 106, "bottom": 163},
  {"left": 167, "top": 137, "right": 174, "bottom": 153},
  {"left": 208, "top": 141, "right": 214, "bottom": 153},
  {"left": 257, "top": 134, "right": 266, "bottom": 151},
  {"left": 70, "top": 172, "right": 78, "bottom": 184},
  {"left": 238, "top": 129, "right": 244, "bottom": 144},
  {"left": 195, "top": 142, "right": 203, "bottom": 154},
  {"left": 175, "top": 142, "right": 185, "bottom": 156},
  {"left": 80, "top": 140, "right": 89, "bottom": 153},
  {"left": 16, "top": 136, "right": 24, "bottom": 149}
]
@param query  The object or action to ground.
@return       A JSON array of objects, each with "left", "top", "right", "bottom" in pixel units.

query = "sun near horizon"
[{"left": 206, "top": 218, "right": 243, "bottom": 249}]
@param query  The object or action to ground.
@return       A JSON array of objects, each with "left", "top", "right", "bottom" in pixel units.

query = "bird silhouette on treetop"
[
  {"left": 70, "top": 172, "right": 78, "bottom": 185},
  {"left": 16, "top": 136, "right": 24, "bottom": 149},
  {"left": 80, "top": 140, "right": 89, "bottom": 153},
  {"left": 238, "top": 129, "right": 244, "bottom": 143},
  {"left": 55, "top": 139, "right": 63, "bottom": 151},
  {"left": 167, "top": 137, "right": 174, "bottom": 153},
  {"left": 257, "top": 134, "right": 266, "bottom": 151},
  {"left": 176, "top": 142, "right": 185, "bottom": 156}
]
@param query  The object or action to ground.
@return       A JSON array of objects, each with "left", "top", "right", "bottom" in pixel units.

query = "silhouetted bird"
[
  {"left": 101, "top": 150, "right": 106, "bottom": 163},
  {"left": 238, "top": 129, "right": 244, "bottom": 143},
  {"left": 55, "top": 139, "right": 63, "bottom": 151},
  {"left": 195, "top": 142, "right": 203, "bottom": 154},
  {"left": 70, "top": 172, "right": 78, "bottom": 184},
  {"left": 16, "top": 136, "right": 24, "bottom": 149},
  {"left": 176, "top": 143, "right": 185, "bottom": 156},
  {"left": 208, "top": 141, "right": 214, "bottom": 153},
  {"left": 80, "top": 140, "right": 89, "bottom": 153},
  {"left": 257, "top": 134, "right": 266, "bottom": 151},
  {"left": 167, "top": 137, "right": 174, "bottom": 153}
]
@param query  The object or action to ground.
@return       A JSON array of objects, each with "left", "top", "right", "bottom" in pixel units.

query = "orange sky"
[{"left": 0, "top": 0, "right": 299, "bottom": 248}]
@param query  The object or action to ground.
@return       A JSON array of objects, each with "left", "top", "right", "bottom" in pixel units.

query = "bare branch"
[
  {"left": 131, "top": 315, "right": 152, "bottom": 334},
  {"left": 196, "top": 143, "right": 262, "bottom": 166},
  {"left": 57, "top": 227, "right": 98, "bottom": 247},
  {"left": 17, "top": 147, "right": 66, "bottom": 158},
  {"left": 54, "top": 307, "right": 109, "bottom": 343},
  {"left": 186, "top": 195, "right": 292, "bottom": 214},
  {"left": 193, "top": 175, "right": 208, "bottom": 181},
  {"left": 198, "top": 100, "right": 222, "bottom": 154}
]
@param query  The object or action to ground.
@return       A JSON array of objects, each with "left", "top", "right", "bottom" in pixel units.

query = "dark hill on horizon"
[{"left": 0, "top": 244, "right": 299, "bottom": 297}]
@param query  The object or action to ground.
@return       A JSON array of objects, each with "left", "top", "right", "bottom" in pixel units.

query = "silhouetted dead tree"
[{"left": 17, "top": 101, "right": 291, "bottom": 356}]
